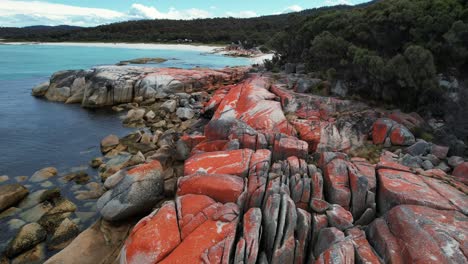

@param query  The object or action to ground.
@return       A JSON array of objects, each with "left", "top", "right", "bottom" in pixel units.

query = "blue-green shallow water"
[
  {"left": 0, "top": 44, "right": 252, "bottom": 259},
  {"left": 0, "top": 44, "right": 252, "bottom": 176}
]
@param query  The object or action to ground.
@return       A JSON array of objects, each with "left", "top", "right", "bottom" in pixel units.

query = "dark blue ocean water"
[{"left": 0, "top": 44, "right": 252, "bottom": 176}]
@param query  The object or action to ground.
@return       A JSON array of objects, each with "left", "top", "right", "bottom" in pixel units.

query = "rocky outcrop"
[
  {"left": 33, "top": 66, "right": 249, "bottom": 107},
  {"left": 118, "top": 74, "right": 468, "bottom": 263},
  {"left": 31, "top": 69, "right": 467, "bottom": 264}
]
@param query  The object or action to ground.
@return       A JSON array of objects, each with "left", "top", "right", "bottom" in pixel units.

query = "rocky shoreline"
[{"left": 0, "top": 64, "right": 467, "bottom": 263}]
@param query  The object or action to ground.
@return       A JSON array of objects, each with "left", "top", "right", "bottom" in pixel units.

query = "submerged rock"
[
  {"left": 30, "top": 167, "right": 58, "bottom": 182},
  {"left": 5, "top": 223, "right": 46, "bottom": 257},
  {"left": 0, "top": 184, "right": 28, "bottom": 213}
]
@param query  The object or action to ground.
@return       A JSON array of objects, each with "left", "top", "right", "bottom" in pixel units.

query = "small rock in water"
[
  {"left": 126, "top": 108, "right": 146, "bottom": 122},
  {"left": 5, "top": 223, "right": 46, "bottom": 257},
  {"left": 15, "top": 176, "right": 28, "bottom": 183},
  {"left": 0, "top": 175, "right": 9, "bottom": 183},
  {"left": 40, "top": 181, "right": 54, "bottom": 188},
  {"left": 7, "top": 218, "right": 26, "bottom": 230},
  {"left": 10, "top": 243, "right": 45, "bottom": 264},
  {"left": 48, "top": 218, "right": 80, "bottom": 250},
  {"left": 90, "top": 157, "right": 104, "bottom": 168},
  {"left": 100, "top": 134, "right": 119, "bottom": 154},
  {"left": 0, "top": 184, "right": 29, "bottom": 213},
  {"left": 62, "top": 171, "right": 89, "bottom": 185},
  {"left": 29, "top": 167, "right": 58, "bottom": 182}
]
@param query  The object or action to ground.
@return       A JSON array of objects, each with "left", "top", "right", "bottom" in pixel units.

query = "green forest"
[{"left": 268, "top": 0, "right": 468, "bottom": 115}]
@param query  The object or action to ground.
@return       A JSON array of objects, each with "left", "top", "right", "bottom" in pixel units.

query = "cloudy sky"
[{"left": 0, "top": 0, "right": 368, "bottom": 27}]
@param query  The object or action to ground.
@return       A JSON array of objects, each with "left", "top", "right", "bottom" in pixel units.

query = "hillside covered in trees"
[
  {"left": 268, "top": 0, "right": 468, "bottom": 112},
  {"left": 0, "top": 3, "right": 375, "bottom": 45}
]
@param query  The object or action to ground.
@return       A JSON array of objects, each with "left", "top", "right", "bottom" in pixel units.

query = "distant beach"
[{"left": 1, "top": 41, "right": 274, "bottom": 63}]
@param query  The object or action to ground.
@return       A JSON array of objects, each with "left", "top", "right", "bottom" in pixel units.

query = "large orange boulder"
[
  {"left": 368, "top": 205, "right": 468, "bottom": 264},
  {"left": 184, "top": 149, "right": 253, "bottom": 177},
  {"left": 121, "top": 202, "right": 181, "bottom": 264},
  {"left": 177, "top": 174, "right": 245, "bottom": 204}
]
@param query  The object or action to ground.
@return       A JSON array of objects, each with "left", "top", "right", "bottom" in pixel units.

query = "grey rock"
[
  {"left": 331, "top": 80, "right": 348, "bottom": 97},
  {"left": 401, "top": 154, "right": 422, "bottom": 169},
  {"left": 135, "top": 74, "right": 183, "bottom": 99},
  {"left": 97, "top": 161, "right": 164, "bottom": 221},
  {"left": 422, "top": 160, "right": 434, "bottom": 170},
  {"left": 326, "top": 204, "right": 354, "bottom": 231},
  {"left": 295, "top": 78, "right": 321, "bottom": 93},
  {"left": 82, "top": 66, "right": 150, "bottom": 107},
  {"left": 448, "top": 156, "right": 464, "bottom": 168},
  {"left": 31, "top": 82, "right": 49, "bottom": 97},
  {"left": 313, "top": 227, "right": 345, "bottom": 257},
  {"left": 176, "top": 107, "right": 195, "bottom": 120},
  {"left": 436, "top": 161, "right": 451, "bottom": 173},
  {"left": 423, "top": 154, "right": 440, "bottom": 166},
  {"left": 405, "top": 140, "right": 430, "bottom": 156}
]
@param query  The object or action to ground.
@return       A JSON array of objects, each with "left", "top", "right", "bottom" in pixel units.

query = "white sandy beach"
[
  {"left": 2, "top": 41, "right": 274, "bottom": 64},
  {"left": 2, "top": 41, "right": 223, "bottom": 52}
]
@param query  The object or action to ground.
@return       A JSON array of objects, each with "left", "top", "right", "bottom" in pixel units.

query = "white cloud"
[
  {"left": 285, "top": 5, "right": 303, "bottom": 13},
  {"left": 0, "top": 1, "right": 213, "bottom": 27},
  {"left": 225, "top": 10, "right": 257, "bottom": 18},
  {"left": 130, "top": 4, "right": 211, "bottom": 20}
]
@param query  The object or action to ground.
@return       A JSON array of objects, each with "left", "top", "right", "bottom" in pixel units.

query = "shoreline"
[
  {"left": 1, "top": 41, "right": 223, "bottom": 52},
  {"left": 1, "top": 41, "right": 274, "bottom": 64}
]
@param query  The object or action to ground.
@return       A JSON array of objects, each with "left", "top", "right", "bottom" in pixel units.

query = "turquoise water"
[{"left": 0, "top": 44, "right": 252, "bottom": 176}]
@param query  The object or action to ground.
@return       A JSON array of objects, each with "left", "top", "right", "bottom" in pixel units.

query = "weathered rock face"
[
  {"left": 368, "top": 205, "right": 468, "bottom": 263},
  {"left": 33, "top": 66, "right": 249, "bottom": 108},
  {"left": 117, "top": 73, "right": 468, "bottom": 264},
  {"left": 96, "top": 160, "right": 165, "bottom": 221},
  {"left": 38, "top": 70, "right": 466, "bottom": 264}
]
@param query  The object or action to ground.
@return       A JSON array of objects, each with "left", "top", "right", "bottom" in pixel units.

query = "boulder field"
[{"left": 29, "top": 67, "right": 467, "bottom": 264}]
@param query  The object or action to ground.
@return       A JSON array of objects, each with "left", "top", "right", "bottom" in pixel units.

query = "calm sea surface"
[{"left": 0, "top": 44, "right": 252, "bottom": 176}]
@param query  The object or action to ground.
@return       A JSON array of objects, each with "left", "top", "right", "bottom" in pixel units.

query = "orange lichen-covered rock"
[
  {"left": 158, "top": 217, "right": 238, "bottom": 264},
  {"left": 377, "top": 168, "right": 457, "bottom": 213},
  {"left": 372, "top": 118, "right": 394, "bottom": 144},
  {"left": 177, "top": 174, "right": 245, "bottom": 204},
  {"left": 321, "top": 157, "right": 351, "bottom": 209},
  {"left": 346, "top": 228, "right": 382, "bottom": 264},
  {"left": 184, "top": 149, "right": 253, "bottom": 177},
  {"left": 453, "top": 162, "right": 468, "bottom": 184},
  {"left": 389, "top": 124, "right": 415, "bottom": 146},
  {"left": 121, "top": 201, "right": 181, "bottom": 264},
  {"left": 190, "top": 140, "right": 230, "bottom": 155},
  {"left": 385, "top": 205, "right": 468, "bottom": 263},
  {"left": 207, "top": 76, "right": 297, "bottom": 139}
]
